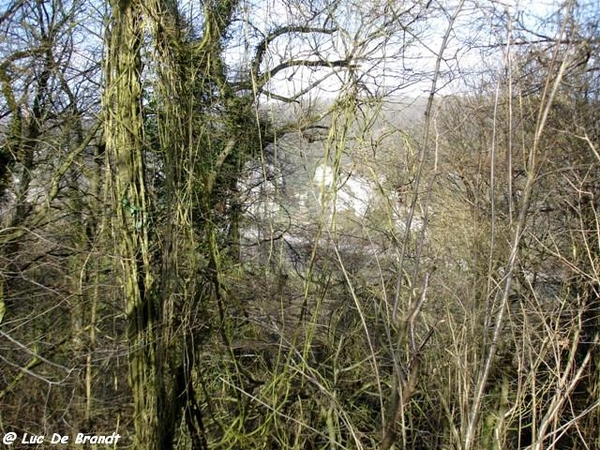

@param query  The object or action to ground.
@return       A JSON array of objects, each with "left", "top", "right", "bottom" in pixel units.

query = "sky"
[
  {"left": 237, "top": 0, "right": 587, "bottom": 102},
  {"left": 0, "top": 0, "right": 590, "bottom": 108}
]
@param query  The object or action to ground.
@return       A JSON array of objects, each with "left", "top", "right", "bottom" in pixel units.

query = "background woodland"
[{"left": 0, "top": 0, "right": 599, "bottom": 448}]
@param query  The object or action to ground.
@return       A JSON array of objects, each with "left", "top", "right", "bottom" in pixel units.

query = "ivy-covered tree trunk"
[{"left": 103, "top": 1, "right": 158, "bottom": 448}]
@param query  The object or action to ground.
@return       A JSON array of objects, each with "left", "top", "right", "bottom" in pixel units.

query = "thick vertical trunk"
[{"left": 103, "top": 1, "right": 158, "bottom": 448}]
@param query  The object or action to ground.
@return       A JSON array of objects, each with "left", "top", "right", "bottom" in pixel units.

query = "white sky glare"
[{"left": 221, "top": 0, "right": 583, "bottom": 102}]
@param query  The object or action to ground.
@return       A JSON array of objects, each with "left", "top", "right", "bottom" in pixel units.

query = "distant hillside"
[{"left": 238, "top": 96, "right": 431, "bottom": 268}]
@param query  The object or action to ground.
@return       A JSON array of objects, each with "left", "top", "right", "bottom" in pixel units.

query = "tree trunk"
[{"left": 103, "top": 1, "right": 159, "bottom": 448}]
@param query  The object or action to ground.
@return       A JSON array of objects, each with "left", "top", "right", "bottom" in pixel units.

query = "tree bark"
[{"left": 103, "top": 1, "right": 158, "bottom": 448}]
